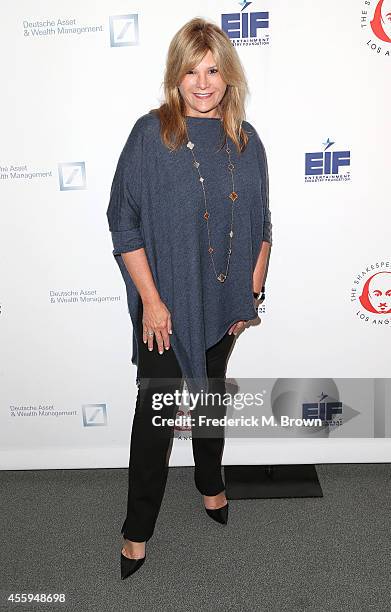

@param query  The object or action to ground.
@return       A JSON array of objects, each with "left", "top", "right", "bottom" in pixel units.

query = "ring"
[{"left": 147, "top": 331, "right": 154, "bottom": 337}]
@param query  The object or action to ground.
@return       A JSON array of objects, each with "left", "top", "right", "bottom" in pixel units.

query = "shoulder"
[
  {"left": 130, "top": 111, "right": 160, "bottom": 139},
  {"left": 241, "top": 119, "right": 262, "bottom": 144},
  {"left": 119, "top": 112, "right": 159, "bottom": 158},
  {"left": 241, "top": 119, "right": 266, "bottom": 157},
  {"left": 241, "top": 119, "right": 257, "bottom": 134}
]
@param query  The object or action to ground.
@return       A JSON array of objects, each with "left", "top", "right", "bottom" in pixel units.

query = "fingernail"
[
  {"left": 148, "top": 348, "right": 152, "bottom": 351},
  {"left": 159, "top": 350, "right": 163, "bottom": 355},
  {"left": 169, "top": 330, "right": 172, "bottom": 334}
]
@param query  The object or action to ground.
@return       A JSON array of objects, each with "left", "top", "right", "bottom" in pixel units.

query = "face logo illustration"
[
  {"left": 371, "top": 0, "right": 391, "bottom": 42},
  {"left": 359, "top": 271, "right": 391, "bottom": 314},
  {"left": 351, "top": 263, "right": 391, "bottom": 324},
  {"left": 175, "top": 409, "right": 192, "bottom": 432},
  {"left": 361, "top": 0, "right": 391, "bottom": 57}
]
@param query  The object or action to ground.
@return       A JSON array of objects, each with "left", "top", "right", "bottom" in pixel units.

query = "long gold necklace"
[{"left": 185, "top": 130, "right": 238, "bottom": 283}]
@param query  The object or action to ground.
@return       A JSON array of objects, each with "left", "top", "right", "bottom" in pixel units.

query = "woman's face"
[{"left": 178, "top": 49, "right": 227, "bottom": 119}]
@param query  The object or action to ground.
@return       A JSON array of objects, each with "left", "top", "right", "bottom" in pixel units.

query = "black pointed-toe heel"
[
  {"left": 205, "top": 502, "right": 229, "bottom": 525},
  {"left": 120, "top": 551, "right": 146, "bottom": 580}
]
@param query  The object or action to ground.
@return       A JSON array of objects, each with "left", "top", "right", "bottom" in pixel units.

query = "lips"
[{"left": 193, "top": 92, "right": 213, "bottom": 98}]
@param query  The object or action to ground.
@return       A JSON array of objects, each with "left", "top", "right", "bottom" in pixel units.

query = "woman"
[{"left": 106, "top": 17, "right": 272, "bottom": 580}]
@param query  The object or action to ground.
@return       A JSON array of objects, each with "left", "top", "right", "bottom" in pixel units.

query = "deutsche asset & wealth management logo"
[
  {"left": 305, "top": 138, "right": 351, "bottom": 183},
  {"left": 58, "top": 162, "right": 87, "bottom": 190},
  {"left": 221, "top": 1, "right": 269, "bottom": 46},
  {"left": 82, "top": 404, "right": 108, "bottom": 427},
  {"left": 109, "top": 13, "right": 139, "bottom": 47}
]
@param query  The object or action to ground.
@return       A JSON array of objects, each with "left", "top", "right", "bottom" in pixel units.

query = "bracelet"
[{"left": 253, "top": 285, "right": 266, "bottom": 300}]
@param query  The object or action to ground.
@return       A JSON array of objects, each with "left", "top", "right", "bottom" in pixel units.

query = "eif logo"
[
  {"left": 82, "top": 404, "right": 107, "bottom": 427},
  {"left": 302, "top": 393, "right": 343, "bottom": 425},
  {"left": 109, "top": 14, "right": 139, "bottom": 47},
  {"left": 222, "top": 1, "right": 269, "bottom": 46},
  {"left": 305, "top": 138, "right": 351, "bottom": 183},
  {"left": 58, "top": 162, "right": 86, "bottom": 191}
]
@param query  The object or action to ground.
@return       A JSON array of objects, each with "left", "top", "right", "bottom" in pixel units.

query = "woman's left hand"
[{"left": 228, "top": 320, "right": 247, "bottom": 335}]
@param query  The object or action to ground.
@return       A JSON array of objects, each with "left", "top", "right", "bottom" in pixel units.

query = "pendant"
[{"left": 217, "top": 273, "right": 226, "bottom": 283}]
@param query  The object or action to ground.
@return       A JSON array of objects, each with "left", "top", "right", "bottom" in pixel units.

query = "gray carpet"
[{"left": 0, "top": 463, "right": 390, "bottom": 612}]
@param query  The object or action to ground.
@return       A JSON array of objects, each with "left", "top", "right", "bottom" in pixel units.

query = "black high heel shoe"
[
  {"left": 120, "top": 528, "right": 146, "bottom": 580},
  {"left": 205, "top": 502, "right": 229, "bottom": 525},
  {"left": 120, "top": 549, "right": 146, "bottom": 580}
]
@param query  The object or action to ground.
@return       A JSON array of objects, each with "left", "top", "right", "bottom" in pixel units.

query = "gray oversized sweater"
[{"left": 106, "top": 112, "right": 272, "bottom": 395}]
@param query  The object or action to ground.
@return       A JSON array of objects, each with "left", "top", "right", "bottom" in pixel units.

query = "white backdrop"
[{"left": 0, "top": 0, "right": 390, "bottom": 470}]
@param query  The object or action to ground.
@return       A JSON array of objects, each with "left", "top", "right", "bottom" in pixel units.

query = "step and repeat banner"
[{"left": 0, "top": 1, "right": 390, "bottom": 469}]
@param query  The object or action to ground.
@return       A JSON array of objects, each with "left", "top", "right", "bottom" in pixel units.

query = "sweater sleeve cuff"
[
  {"left": 262, "top": 225, "right": 272, "bottom": 245},
  {"left": 110, "top": 228, "right": 145, "bottom": 255}
]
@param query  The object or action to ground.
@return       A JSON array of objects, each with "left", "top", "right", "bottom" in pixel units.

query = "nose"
[{"left": 196, "top": 72, "right": 209, "bottom": 89}]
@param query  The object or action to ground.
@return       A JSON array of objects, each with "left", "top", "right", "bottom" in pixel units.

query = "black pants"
[{"left": 121, "top": 307, "right": 236, "bottom": 542}]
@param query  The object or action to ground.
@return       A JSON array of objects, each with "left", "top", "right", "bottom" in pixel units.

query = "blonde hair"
[{"left": 149, "top": 17, "right": 251, "bottom": 154}]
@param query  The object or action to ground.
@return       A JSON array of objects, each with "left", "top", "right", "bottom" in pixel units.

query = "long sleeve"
[
  {"left": 255, "top": 132, "right": 273, "bottom": 246},
  {"left": 106, "top": 118, "right": 146, "bottom": 255}
]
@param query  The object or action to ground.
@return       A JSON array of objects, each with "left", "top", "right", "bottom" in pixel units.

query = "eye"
[{"left": 186, "top": 68, "right": 219, "bottom": 75}]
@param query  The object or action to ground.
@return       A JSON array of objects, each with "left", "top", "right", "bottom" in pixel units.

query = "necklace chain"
[{"left": 185, "top": 131, "right": 238, "bottom": 283}]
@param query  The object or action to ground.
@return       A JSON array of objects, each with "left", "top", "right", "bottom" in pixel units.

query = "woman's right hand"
[{"left": 141, "top": 298, "right": 172, "bottom": 354}]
